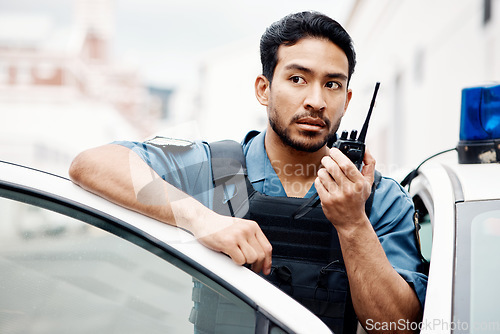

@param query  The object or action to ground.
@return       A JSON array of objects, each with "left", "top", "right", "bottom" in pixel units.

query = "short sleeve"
[
  {"left": 369, "top": 177, "right": 428, "bottom": 308},
  {"left": 113, "top": 140, "right": 213, "bottom": 209}
]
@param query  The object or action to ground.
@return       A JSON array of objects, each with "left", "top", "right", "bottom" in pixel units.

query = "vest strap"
[{"left": 208, "top": 140, "right": 249, "bottom": 218}]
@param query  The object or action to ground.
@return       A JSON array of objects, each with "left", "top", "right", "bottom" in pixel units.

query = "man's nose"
[{"left": 304, "top": 85, "right": 326, "bottom": 111}]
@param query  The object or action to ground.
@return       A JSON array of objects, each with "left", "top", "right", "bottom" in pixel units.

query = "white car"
[
  {"left": 405, "top": 83, "right": 500, "bottom": 334},
  {"left": 0, "top": 160, "right": 332, "bottom": 334},
  {"left": 408, "top": 154, "right": 500, "bottom": 334}
]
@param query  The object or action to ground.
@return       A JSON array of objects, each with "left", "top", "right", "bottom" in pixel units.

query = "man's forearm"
[
  {"left": 69, "top": 144, "right": 191, "bottom": 228},
  {"left": 337, "top": 219, "right": 422, "bottom": 333}
]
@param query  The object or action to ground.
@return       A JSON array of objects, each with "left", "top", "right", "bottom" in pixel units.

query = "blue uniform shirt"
[{"left": 115, "top": 130, "right": 427, "bottom": 308}]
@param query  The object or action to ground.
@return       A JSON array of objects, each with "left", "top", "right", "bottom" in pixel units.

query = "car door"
[
  {"left": 406, "top": 163, "right": 457, "bottom": 334},
  {"left": 0, "top": 163, "right": 294, "bottom": 334}
]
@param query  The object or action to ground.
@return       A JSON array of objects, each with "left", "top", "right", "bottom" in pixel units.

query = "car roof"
[
  {"left": 417, "top": 150, "right": 500, "bottom": 202},
  {"left": 447, "top": 162, "right": 500, "bottom": 202},
  {"left": 0, "top": 160, "right": 332, "bottom": 334}
]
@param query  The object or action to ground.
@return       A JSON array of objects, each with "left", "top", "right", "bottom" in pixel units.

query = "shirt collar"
[
  {"left": 243, "top": 130, "right": 267, "bottom": 184},
  {"left": 242, "top": 130, "right": 316, "bottom": 197}
]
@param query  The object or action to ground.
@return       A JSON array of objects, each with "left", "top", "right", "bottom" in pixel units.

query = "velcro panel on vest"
[
  {"left": 209, "top": 140, "right": 247, "bottom": 185},
  {"left": 212, "top": 172, "right": 249, "bottom": 218},
  {"left": 263, "top": 257, "right": 349, "bottom": 334},
  {"left": 209, "top": 140, "right": 250, "bottom": 218},
  {"left": 245, "top": 192, "right": 342, "bottom": 265}
]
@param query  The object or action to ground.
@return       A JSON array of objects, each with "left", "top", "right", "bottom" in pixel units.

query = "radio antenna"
[{"left": 357, "top": 82, "right": 380, "bottom": 143}]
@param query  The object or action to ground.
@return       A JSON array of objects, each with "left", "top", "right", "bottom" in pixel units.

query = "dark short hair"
[{"left": 260, "top": 11, "right": 356, "bottom": 85}]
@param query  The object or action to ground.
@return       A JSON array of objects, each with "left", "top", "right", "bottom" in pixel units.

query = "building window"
[{"left": 484, "top": 0, "right": 492, "bottom": 26}]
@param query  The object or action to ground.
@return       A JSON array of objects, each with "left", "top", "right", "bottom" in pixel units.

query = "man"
[{"left": 70, "top": 11, "right": 427, "bottom": 333}]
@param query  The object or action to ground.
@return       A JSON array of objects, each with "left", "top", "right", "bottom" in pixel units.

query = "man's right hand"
[{"left": 190, "top": 212, "right": 273, "bottom": 275}]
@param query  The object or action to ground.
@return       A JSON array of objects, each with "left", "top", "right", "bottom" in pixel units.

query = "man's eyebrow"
[
  {"left": 325, "top": 72, "right": 348, "bottom": 81},
  {"left": 284, "top": 63, "right": 348, "bottom": 81},
  {"left": 284, "top": 63, "right": 313, "bottom": 74}
]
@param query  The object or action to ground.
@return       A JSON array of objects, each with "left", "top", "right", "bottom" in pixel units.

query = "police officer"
[{"left": 70, "top": 11, "right": 427, "bottom": 333}]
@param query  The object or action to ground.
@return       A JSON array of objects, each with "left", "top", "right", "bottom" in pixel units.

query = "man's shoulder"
[
  {"left": 378, "top": 175, "right": 410, "bottom": 196},
  {"left": 371, "top": 174, "right": 414, "bottom": 224},
  {"left": 114, "top": 137, "right": 202, "bottom": 153},
  {"left": 113, "top": 137, "right": 211, "bottom": 172}
]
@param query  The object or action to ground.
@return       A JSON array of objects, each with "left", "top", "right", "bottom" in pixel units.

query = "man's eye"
[
  {"left": 326, "top": 81, "right": 340, "bottom": 89},
  {"left": 290, "top": 76, "right": 305, "bottom": 84}
]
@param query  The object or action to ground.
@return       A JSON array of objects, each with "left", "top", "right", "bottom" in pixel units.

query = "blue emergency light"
[{"left": 457, "top": 83, "right": 500, "bottom": 164}]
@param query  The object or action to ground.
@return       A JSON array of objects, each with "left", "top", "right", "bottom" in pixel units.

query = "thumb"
[{"left": 362, "top": 148, "right": 376, "bottom": 184}]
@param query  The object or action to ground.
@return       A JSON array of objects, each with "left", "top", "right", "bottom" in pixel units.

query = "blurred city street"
[
  {"left": 0, "top": 0, "right": 499, "bottom": 176},
  {"left": 0, "top": 0, "right": 350, "bottom": 176}
]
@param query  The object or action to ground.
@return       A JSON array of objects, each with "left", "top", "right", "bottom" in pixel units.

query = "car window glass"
[
  {"left": 454, "top": 201, "right": 500, "bottom": 333},
  {"left": 470, "top": 209, "right": 500, "bottom": 330},
  {"left": 0, "top": 195, "right": 257, "bottom": 334}
]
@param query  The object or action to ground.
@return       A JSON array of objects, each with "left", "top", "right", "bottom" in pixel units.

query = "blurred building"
[
  {"left": 0, "top": 0, "right": 165, "bottom": 175},
  {"left": 193, "top": 37, "right": 267, "bottom": 143},
  {"left": 343, "top": 0, "right": 500, "bottom": 176}
]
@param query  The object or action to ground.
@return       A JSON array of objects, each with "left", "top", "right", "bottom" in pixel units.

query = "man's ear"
[
  {"left": 343, "top": 89, "right": 353, "bottom": 116},
  {"left": 255, "top": 75, "right": 270, "bottom": 106}
]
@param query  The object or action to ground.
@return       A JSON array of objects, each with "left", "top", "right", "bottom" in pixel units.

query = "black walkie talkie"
[
  {"left": 293, "top": 82, "right": 380, "bottom": 219},
  {"left": 332, "top": 81, "right": 380, "bottom": 170}
]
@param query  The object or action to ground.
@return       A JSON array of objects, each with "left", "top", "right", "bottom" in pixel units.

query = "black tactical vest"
[{"left": 191, "top": 138, "right": 381, "bottom": 334}]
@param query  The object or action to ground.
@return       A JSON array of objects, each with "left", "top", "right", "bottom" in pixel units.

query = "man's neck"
[{"left": 264, "top": 129, "right": 328, "bottom": 197}]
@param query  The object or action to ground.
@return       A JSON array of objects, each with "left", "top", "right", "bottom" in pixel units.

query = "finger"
[
  {"left": 255, "top": 230, "right": 272, "bottom": 275},
  {"left": 322, "top": 152, "right": 349, "bottom": 186},
  {"left": 232, "top": 220, "right": 272, "bottom": 274},
  {"left": 238, "top": 240, "right": 259, "bottom": 268},
  {"left": 362, "top": 148, "right": 376, "bottom": 183},
  {"left": 223, "top": 245, "right": 247, "bottom": 266},
  {"left": 320, "top": 156, "right": 340, "bottom": 183},
  {"left": 209, "top": 219, "right": 251, "bottom": 266},
  {"left": 246, "top": 241, "right": 265, "bottom": 274},
  {"left": 329, "top": 147, "right": 362, "bottom": 182},
  {"left": 320, "top": 155, "right": 336, "bottom": 174},
  {"left": 317, "top": 167, "right": 337, "bottom": 193},
  {"left": 246, "top": 230, "right": 272, "bottom": 274},
  {"left": 315, "top": 176, "right": 330, "bottom": 199}
]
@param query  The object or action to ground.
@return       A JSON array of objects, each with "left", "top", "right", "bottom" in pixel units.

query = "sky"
[{"left": 0, "top": 0, "right": 354, "bottom": 88}]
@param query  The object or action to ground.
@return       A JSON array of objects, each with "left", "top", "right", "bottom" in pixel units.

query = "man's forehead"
[{"left": 275, "top": 37, "right": 349, "bottom": 76}]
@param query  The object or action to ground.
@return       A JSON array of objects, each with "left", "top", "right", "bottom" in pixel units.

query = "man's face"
[{"left": 257, "top": 37, "right": 352, "bottom": 152}]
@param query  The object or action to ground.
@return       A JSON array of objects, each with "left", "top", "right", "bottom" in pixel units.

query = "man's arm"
[
  {"left": 69, "top": 144, "right": 272, "bottom": 274},
  {"left": 315, "top": 148, "right": 421, "bottom": 333}
]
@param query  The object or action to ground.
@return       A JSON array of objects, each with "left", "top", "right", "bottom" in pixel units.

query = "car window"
[
  {"left": 470, "top": 208, "right": 500, "bottom": 331},
  {"left": 0, "top": 190, "right": 264, "bottom": 334},
  {"left": 454, "top": 200, "right": 500, "bottom": 333}
]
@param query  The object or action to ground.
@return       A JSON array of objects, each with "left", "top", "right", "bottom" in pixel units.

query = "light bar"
[{"left": 457, "top": 83, "right": 500, "bottom": 164}]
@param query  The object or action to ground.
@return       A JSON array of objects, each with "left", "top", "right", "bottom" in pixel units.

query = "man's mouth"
[{"left": 295, "top": 117, "right": 327, "bottom": 131}]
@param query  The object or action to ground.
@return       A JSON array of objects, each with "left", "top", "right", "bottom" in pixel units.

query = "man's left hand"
[{"left": 315, "top": 147, "right": 376, "bottom": 230}]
